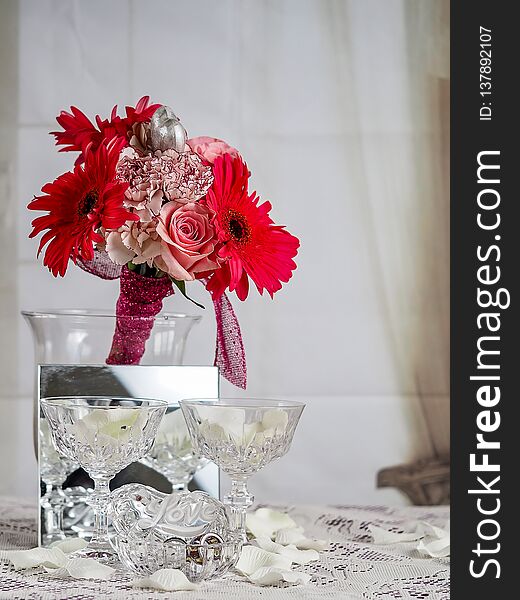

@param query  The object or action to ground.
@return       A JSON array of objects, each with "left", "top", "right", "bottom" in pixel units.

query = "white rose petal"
[
  {"left": 369, "top": 521, "right": 450, "bottom": 557},
  {"left": 72, "top": 408, "right": 145, "bottom": 451},
  {"left": 416, "top": 521, "right": 450, "bottom": 558},
  {"left": 199, "top": 421, "right": 228, "bottom": 444},
  {"left": 197, "top": 406, "right": 245, "bottom": 435},
  {"left": 295, "top": 538, "right": 328, "bottom": 551},
  {"left": 417, "top": 521, "right": 450, "bottom": 539},
  {"left": 273, "top": 526, "right": 305, "bottom": 544},
  {"left": 260, "top": 409, "right": 289, "bottom": 432},
  {"left": 369, "top": 524, "right": 422, "bottom": 545},
  {"left": 196, "top": 407, "right": 291, "bottom": 450},
  {"left": 253, "top": 537, "right": 319, "bottom": 565},
  {"left": 274, "top": 527, "right": 328, "bottom": 551},
  {"left": 45, "top": 558, "right": 115, "bottom": 580},
  {"left": 246, "top": 508, "right": 297, "bottom": 540},
  {"left": 76, "top": 409, "right": 110, "bottom": 430},
  {"left": 133, "top": 568, "right": 199, "bottom": 591},
  {"left": 3, "top": 547, "right": 67, "bottom": 570},
  {"left": 247, "top": 566, "right": 312, "bottom": 586},
  {"left": 198, "top": 406, "right": 260, "bottom": 447},
  {"left": 235, "top": 545, "right": 292, "bottom": 577},
  {"left": 417, "top": 536, "right": 450, "bottom": 558}
]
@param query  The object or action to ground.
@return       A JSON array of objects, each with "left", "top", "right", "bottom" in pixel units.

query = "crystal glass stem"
[
  {"left": 87, "top": 476, "right": 112, "bottom": 549},
  {"left": 224, "top": 478, "right": 254, "bottom": 540},
  {"left": 41, "top": 483, "right": 66, "bottom": 543}
]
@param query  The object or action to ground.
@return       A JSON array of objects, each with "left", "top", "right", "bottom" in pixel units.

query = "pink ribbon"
[
  {"left": 76, "top": 252, "right": 247, "bottom": 388},
  {"left": 211, "top": 288, "right": 247, "bottom": 389},
  {"left": 76, "top": 252, "right": 122, "bottom": 280},
  {"left": 105, "top": 267, "right": 174, "bottom": 365}
]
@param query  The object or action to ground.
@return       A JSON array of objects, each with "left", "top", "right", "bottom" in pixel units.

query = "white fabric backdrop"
[{"left": 0, "top": 0, "right": 449, "bottom": 504}]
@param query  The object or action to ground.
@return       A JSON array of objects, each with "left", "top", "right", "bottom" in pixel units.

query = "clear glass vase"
[
  {"left": 22, "top": 309, "right": 201, "bottom": 367},
  {"left": 23, "top": 309, "right": 201, "bottom": 436}
]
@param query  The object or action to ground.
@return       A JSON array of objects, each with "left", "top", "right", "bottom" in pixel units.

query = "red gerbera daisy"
[
  {"left": 51, "top": 96, "right": 161, "bottom": 164},
  {"left": 28, "top": 138, "right": 138, "bottom": 277},
  {"left": 203, "top": 154, "right": 299, "bottom": 301}
]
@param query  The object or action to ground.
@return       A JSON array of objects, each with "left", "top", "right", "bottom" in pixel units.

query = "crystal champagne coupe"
[
  {"left": 180, "top": 398, "right": 305, "bottom": 540},
  {"left": 40, "top": 396, "right": 167, "bottom": 564},
  {"left": 141, "top": 407, "right": 209, "bottom": 491}
]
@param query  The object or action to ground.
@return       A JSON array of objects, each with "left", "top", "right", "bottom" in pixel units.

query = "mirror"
[{"left": 38, "top": 364, "right": 219, "bottom": 546}]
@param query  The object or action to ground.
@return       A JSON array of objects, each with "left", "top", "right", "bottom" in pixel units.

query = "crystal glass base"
[{"left": 70, "top": 543, "right": 120, "bottom": 566}]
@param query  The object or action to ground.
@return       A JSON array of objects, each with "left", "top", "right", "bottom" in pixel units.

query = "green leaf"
[
  {"left": 128, "top": 262, "right": 163, "bottom": 278},
  {"left": 170, "top": 278, "right": 206, "bottom": 310}
]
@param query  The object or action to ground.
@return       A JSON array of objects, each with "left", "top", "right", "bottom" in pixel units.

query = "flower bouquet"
[{"left": 28, "top": 97, "right": 299, "bottom": 387}]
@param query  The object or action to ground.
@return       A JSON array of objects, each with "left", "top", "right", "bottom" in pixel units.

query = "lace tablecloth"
[{"left": 0, "top": 497, "right": 449, "bottom": 599}]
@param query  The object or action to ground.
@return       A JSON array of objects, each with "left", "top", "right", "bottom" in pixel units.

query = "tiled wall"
[{"left": 0, "top": 0, "right": 449, "bottom": 505}]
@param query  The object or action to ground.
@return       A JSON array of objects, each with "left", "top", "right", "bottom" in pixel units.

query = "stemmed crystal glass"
[
  {"left": 141, "top": 407, "right": 209, "bottom": 491},
  {"left": 40, "top": 396, "right": 167, "bottom": 564},
  {"left": 180, "top": 398, "right": 305, "bottom": 539},
  {"left": 39, "top": 416, "right": 77, "bottom": 545}
]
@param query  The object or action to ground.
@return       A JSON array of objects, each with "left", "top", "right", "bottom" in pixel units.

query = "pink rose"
[
  {"left": 156, "top": 201, "right": 220, "bottom": 281},
  {"left": 187, "top": 136, "right": 240, "bottom": 165}
]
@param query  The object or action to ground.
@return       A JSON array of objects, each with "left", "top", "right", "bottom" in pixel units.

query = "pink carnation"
[
  {"left": 106, "top": 219, "right": 162, "bottom": 266},
  {"left": 160, "top": 150, "right": 214, "bottom": 202},
  {"left": 188, "top": 136, "right": 240, "bottom": 165},
  {"left": 116, "top": 149, "right": 162, "bottom": 221},
  {"left": 155, "top": 201, "right": 220, "bottom": 281},
  {"left": 116, "top": 148, "right": 214, "bottom": 221}
]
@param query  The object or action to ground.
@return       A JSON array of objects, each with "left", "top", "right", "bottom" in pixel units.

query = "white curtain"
[
  {"left": 331, "top": 0, "right": 450, "bottom": 457},
  {"left": 220, "top": 0, "right": 450, "bottom": 459}
]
